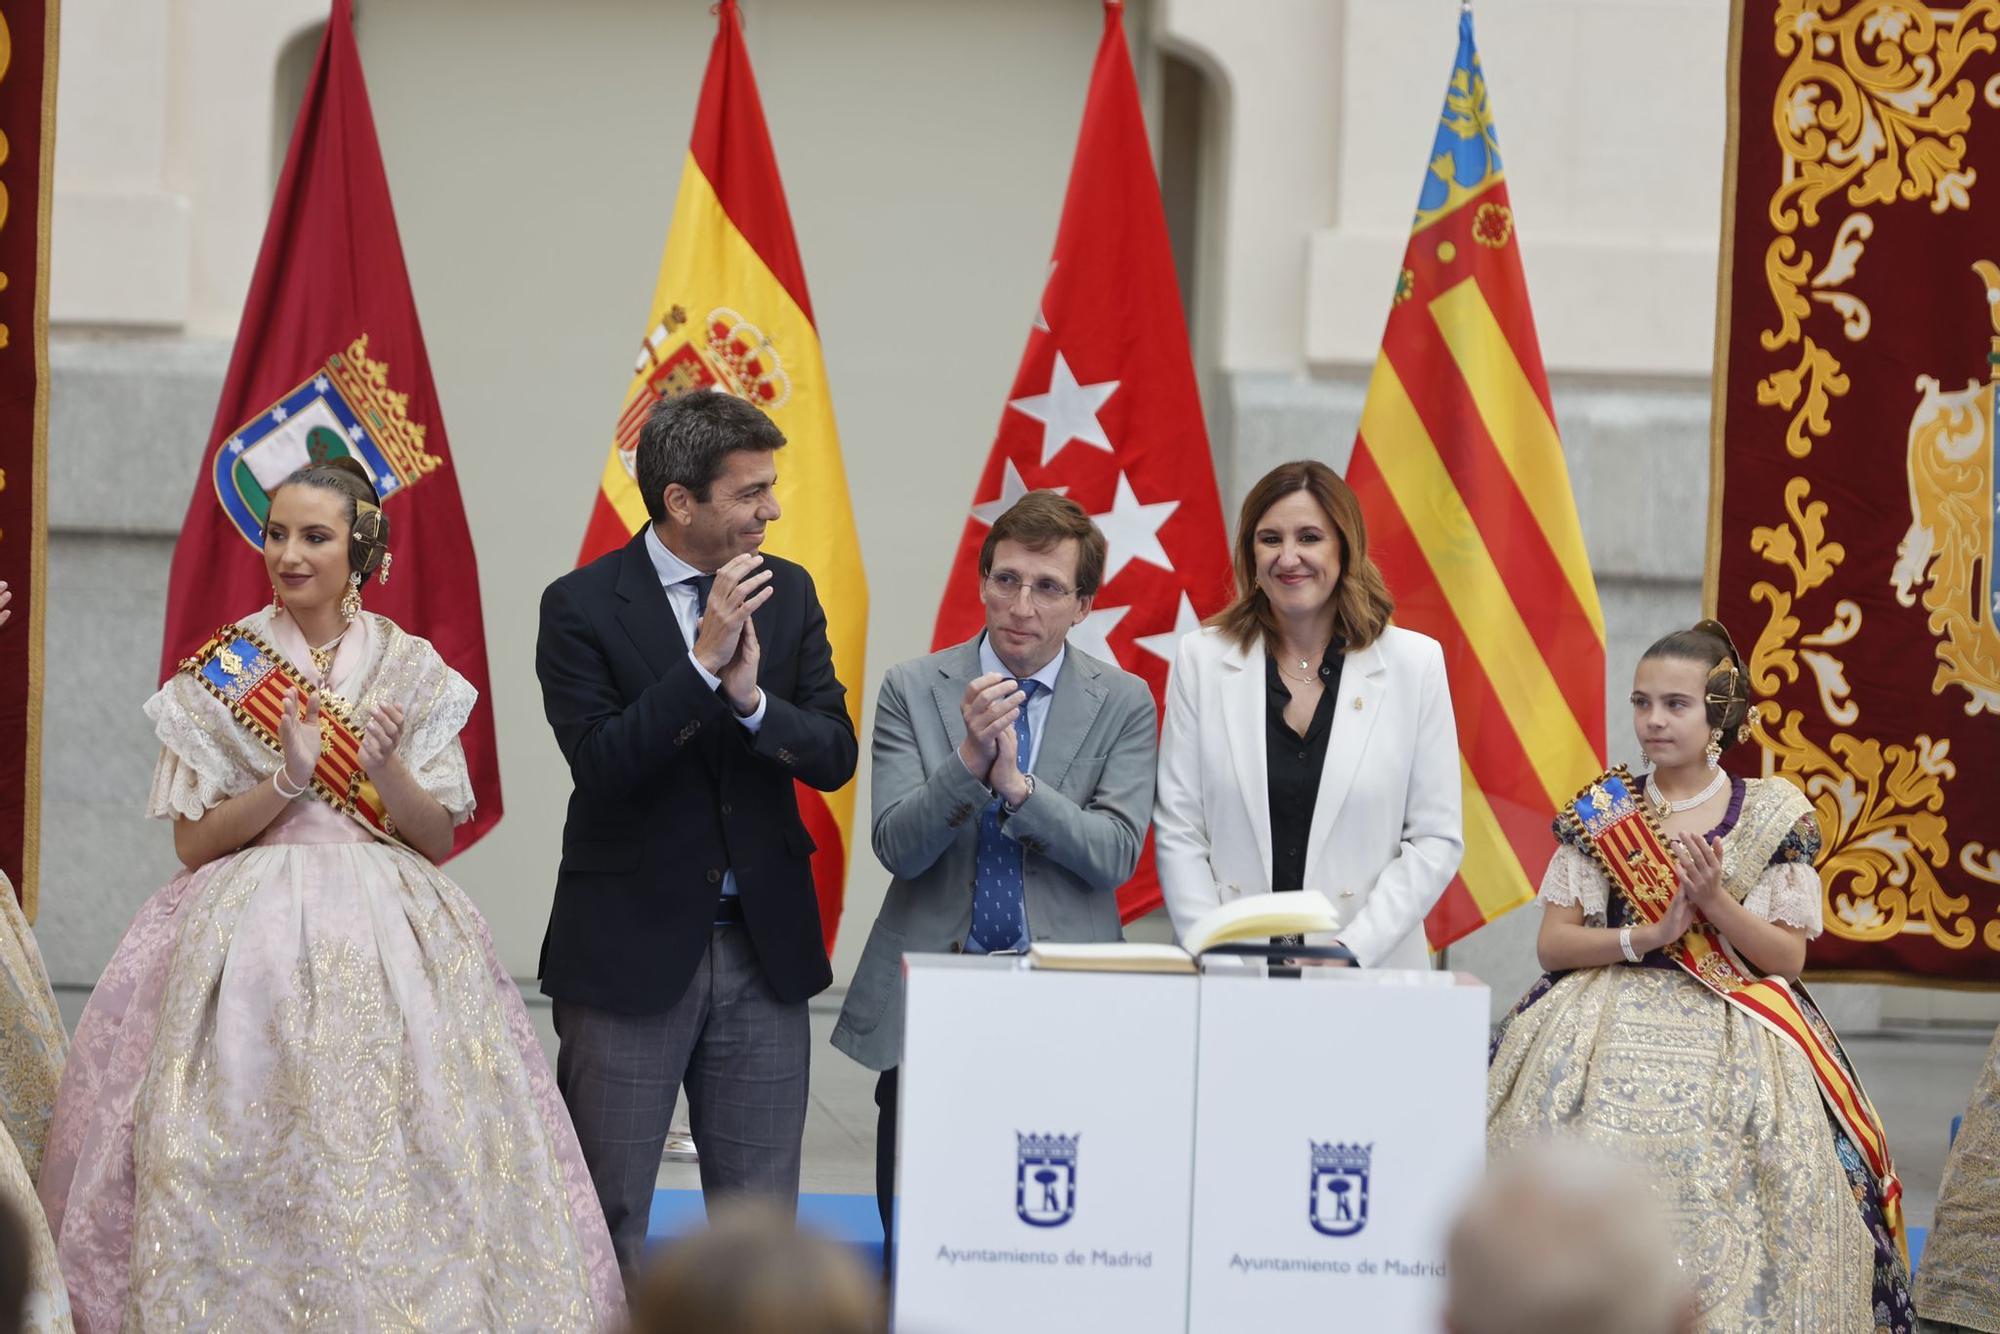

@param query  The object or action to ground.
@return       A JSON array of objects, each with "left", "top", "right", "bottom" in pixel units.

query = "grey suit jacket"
[{"left": 831, "top": 634, "right": 1158, "bottom": 1071}]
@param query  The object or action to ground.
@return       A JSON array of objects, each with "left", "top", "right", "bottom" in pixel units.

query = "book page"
[
  {"left": 1182, "top": 890, "right": 1339, "bottom": 955},
  {"left": 1026, "top": 942, "right": 1197, "bottom": 973}
]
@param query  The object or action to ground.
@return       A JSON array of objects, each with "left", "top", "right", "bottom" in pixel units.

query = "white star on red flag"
[
  {"left": 1008, "top": 352, "right": 1118, "bottom": 466},
  {"left": 1066, "top": 603, "right": 1130, "bottom": 665},
  {"left": 1134, "top": 592, "right": 1203, "bottom": 664},
  {"left": 971, "top": 458, "right": 1067, "bottom": 528},
  {"left": 1091, "top": 471, "right": 1179, "bottom": 582}
]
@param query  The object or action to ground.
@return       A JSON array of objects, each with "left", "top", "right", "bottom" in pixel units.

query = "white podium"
[
  {"left": 893, "top": 954, "right": 1488, "bottom": 1334},
  {"left": 1187, "top": 961, "right": 1488, "bottom": 1330},
  {"left": 895, "top": 955, "right": 1200, "bottom": 1334}
]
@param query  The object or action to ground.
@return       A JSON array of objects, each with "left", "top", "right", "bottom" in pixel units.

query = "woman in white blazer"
[{"left": 1154, "top": 460, "right": 1464, "bottom": 969}]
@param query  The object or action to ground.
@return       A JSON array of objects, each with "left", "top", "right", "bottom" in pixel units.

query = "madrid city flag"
[
  {"left": 932, "top": 0, "right": 1233, "bottom": 923},
  {"left": 159, "top": 0, "right": 502, "bottom": 856},
  {"left": 577, "top": 0, "right": 865, "bottom": 952},
  {"left": 1347, "top": 11, "right": 1605, "bottom": 949}
]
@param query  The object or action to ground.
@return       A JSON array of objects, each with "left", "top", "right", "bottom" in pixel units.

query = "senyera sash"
[
  {"left": 1563, "top": 767, "right": 1907, "bottom": 1260},
  {"left": 178, "top": 625, "right": 399, "bottom": 844}
]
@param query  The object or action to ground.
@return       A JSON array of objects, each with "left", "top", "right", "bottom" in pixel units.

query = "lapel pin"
[{"left": 1351, "top": 697, "right": 1364, "bottom": 710}]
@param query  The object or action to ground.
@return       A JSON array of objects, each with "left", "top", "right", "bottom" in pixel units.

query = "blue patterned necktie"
[{"left": 969, "top": 678, "right": 1043, "bottom": 954}]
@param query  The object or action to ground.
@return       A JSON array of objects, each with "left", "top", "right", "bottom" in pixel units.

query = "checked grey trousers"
[{"left": 553, "top": 925, "right": 810, "bottom": 1277}]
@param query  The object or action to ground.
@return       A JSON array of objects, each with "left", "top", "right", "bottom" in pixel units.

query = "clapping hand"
[
  {"left": 0, "top": 580, "right": 13, "bottom": 630},
  {"left": 1672, "top": 832, "right": 1727, "bottom": 916},
  {"left": 990, "top": 718, "right": 1030, "bottom": 809},
  {"left": 277, "top": 687, "right": 323, "bottom": 790},
  {"left": 956, "top": 673, "right": 1025, "bottom": 785},
  {"left": 719, "top": 616, "right": 762, "bottom": 717},
  {"left": 692, "top": 553, "right": 774, "bottom": 676},
  {"left": 1643, "top": 885, "right": 1698, "bottom": 952},
  {"left": 358, "top": 701, "right": 405, "bottom": 773}
]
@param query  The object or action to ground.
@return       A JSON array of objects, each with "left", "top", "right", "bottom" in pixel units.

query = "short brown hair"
[
  {"left": 1210, "top": 460, "right": 1394, "bottom": 652},
  {"left": 978, "top": 490, "right": 1108, "bottom": 598},
  {"left": 627, "top": 1203, "right": 884, "bottom": 1334}
]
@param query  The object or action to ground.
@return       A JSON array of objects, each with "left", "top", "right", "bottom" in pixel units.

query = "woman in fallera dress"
[
  {"left": 1486, "top": 621, "right": 1912, "bottom": 1333},
  {"left": 1914, "top": 1021, "right": 2000, "bottom": 1334},
  {"left": 35, "top": 461, "right": 621, "bottom": 1331},
  {"left": 0, "top": 583, "right": 76, "bottom": 1334}
]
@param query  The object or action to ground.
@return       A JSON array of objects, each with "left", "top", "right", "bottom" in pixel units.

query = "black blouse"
[{"left": 1264, "top": 641, "right": 1345, "bottom": 898}]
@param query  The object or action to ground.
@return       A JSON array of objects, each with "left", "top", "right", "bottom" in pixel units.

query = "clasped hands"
[
  {"left": 1634, "top": 830, "right": 1727, "bottom": 952},
  {"left": 691, "top": 553, "right": 773, "bottom": 717},
  {"left": 276, "top": 687, "right": 406, "bottom": 791},
  {"left": 957, "top": 673, "right": 1031, "bottom": 809}
]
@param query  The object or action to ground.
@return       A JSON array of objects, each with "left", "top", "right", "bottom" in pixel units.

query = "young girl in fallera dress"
[
  {"left": 36, "top": 461, "right": 622, "bottom": 1331},
  {"left": 1487, "top": 622, "right": 1913, "bottom": 1333}
]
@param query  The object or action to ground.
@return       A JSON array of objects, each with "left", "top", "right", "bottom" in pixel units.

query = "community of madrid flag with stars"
[
  {"left": 1347, "top": 10, "right": 1604, "bottom": 949},
  {"left": 932, "top": 0, "right": 1232, "bottom": 923},
  {"left": 576, "top": 0, "right": 867, "bottom": 952},
  {"left": 158, "top": 0, "right": 503, "bottom": 856}
]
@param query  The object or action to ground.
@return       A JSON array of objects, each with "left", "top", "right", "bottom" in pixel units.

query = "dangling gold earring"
[
  {"left": 271, "top": 584, "right": 283, "bottom": 613},
  {"left": 1737, "top": 702, "right": 1762, "bottom": 745},
  {"left": 1705, "top": 728, "right": 1724, "bottom": 769},
  {"left": 341, "top": 572, "right": 363, "bottom": 623},
  {"left": 377, "top": 551, "right": 392, "bottom": 586}
]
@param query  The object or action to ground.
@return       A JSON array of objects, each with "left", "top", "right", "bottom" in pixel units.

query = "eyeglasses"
[{"left": 982, "top": 570, "right": 1076, "bottom": 609}]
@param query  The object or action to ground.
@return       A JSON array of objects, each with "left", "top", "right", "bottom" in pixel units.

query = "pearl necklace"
[{"left": 1647, "top": 769, "right": 1726, "bottom": 817}]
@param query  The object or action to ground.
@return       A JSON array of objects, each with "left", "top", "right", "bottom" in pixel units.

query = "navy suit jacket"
[{"left": 535, "top": 529, "right": 856, "bottom": 1013}]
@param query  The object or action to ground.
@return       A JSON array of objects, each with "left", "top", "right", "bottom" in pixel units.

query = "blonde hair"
[
  {"left": 1209, "top": 460, "right": 1394, "bottom": 652},
  {"left": 1445, "top": 1145, "right": 1689, "bottom": 1334}
]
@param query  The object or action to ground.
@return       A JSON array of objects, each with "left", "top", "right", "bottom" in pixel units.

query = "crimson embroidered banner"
[
  {"left": 1711, "top": 0, "right": 2000, "bottom": 983},
  {"left": 0, "top": 0, "right": 55, "bottom": 917}
]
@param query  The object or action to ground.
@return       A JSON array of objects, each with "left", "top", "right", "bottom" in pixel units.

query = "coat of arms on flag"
[
  {"left": 611, "top": 305, "right": 791, "bottom": 482},
  {"left": 211, "top": 336, "right": 440, "bottom": 548}
]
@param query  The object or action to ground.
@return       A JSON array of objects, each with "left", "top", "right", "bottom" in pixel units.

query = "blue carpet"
[{"left": 649, "top": 1189, "right": 886, "bottom": 1271}]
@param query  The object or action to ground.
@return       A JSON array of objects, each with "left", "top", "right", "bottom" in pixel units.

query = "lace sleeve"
[
  {"left": 141, "top": 676, "right": 271, "bottom": 820},
  {"left": 372, "top": 637, "right": 478, "bottom": 823},
  {"left": 412, "top": 735, "right": 475, "bottom": 825},
  {"left": 1538, "top": 844, "right": 1609, "bottom": 921},
  {"left": 1742, "top": 862, "right": 1824, "bottom": 936}
]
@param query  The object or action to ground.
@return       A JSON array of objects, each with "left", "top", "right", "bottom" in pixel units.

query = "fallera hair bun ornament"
[
  {"left": 314, "top": 456, "right": 391, "bottom": 581},
  {"left": 1687, "top": 617, "right": 1753, "bottom": 740}
]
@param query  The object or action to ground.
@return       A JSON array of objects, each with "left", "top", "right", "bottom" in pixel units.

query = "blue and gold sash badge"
[{"left": 211, "top": 335, "right": 439, "bottom": 548}]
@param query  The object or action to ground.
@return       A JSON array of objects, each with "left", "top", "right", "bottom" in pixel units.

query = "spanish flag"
[
  {"left": 1347, "top": 11, "right": 1604, "bottom": 950},
  {"left": 576, "top": 0, "right": 866, "bottom": 952}
]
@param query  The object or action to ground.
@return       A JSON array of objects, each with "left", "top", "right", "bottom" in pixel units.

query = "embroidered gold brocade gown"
[
  {"left": 1913, "top": 1022, "right": 2000, "bottom": 1334},
  {"left": 34, "top": 609, "right": 622, "bottom": 1332},
  {"left": 1487, "top": 775, "right": 1912, "bottom": 1333},
  {"left": 0, "top": 871, "right": 73, "bottom": 1333}
]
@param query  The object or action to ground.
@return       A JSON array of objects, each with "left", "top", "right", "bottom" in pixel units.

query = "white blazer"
[{"left": 1153, "top": 624, "right": 1464, "bottom": 970}]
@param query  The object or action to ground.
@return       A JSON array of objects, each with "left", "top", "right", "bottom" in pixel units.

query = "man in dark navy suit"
[{"left": 536, "top": 392, "right": 856, "bottom": 1276}]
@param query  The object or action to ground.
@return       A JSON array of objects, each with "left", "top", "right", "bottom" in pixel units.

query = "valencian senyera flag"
[
  {"left": 930, "top": 0, "right": 1233, "bottom": 924},
  {"left": 159, "top": 0, "right": 503, "bottom": 856},
  {"left": 0, "top": 0, "right": 57, "bottom": 916},
  {"left": 1347, "top": 9, "right": 1606, "bottom": 951},
  {"left": 1712, "top": 0, "right": 2000, "bottom": 983},
  {"left": 577, "top": 0, "right": 866, "bottom": 953}
]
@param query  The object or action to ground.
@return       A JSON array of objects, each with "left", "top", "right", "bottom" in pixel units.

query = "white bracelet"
[
  {"left": 1619, "top": 925, "right": 1641, "bottom": 963},
  {"left": 272, "top": 769, "right": 308, "bottom": 800}
]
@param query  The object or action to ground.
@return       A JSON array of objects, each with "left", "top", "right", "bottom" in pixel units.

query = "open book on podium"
[{"left": 1026, "top": 891, "right": 1344, "bottom": 972}]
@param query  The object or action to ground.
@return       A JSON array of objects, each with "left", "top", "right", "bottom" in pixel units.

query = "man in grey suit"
[{"left": 831, "top": 490, "right": 1157, "bottom": 1263}]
